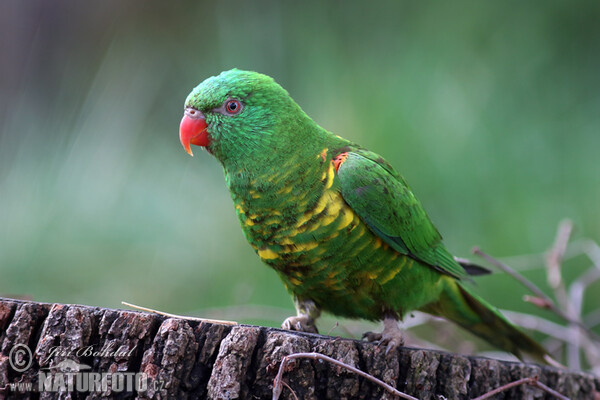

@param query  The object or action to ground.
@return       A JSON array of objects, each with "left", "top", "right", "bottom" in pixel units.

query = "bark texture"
[{"left": 0, "top": 298, "right": 598, "bottom": 399}]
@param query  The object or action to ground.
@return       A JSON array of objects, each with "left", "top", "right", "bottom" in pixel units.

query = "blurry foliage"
[{"left": 0, "top": 1, "right": 599, "bottom": 360}]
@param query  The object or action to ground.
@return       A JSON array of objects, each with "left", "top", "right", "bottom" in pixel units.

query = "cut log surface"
[{"left": 0, "top": 298, "right": 598, "bottom": 399}]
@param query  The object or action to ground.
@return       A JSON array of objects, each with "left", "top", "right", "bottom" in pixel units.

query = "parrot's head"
[{"left": 180, "top": 69, "right": 315, "bottom": 166}]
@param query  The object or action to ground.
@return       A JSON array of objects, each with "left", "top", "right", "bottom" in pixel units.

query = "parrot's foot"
[
  {"left": 281, "top": 298, "right": 321, "bottom": 334},
  {"left": 282, "top": 315, "right": 319, "bottom": 334},
  {"left": 362, "top": 315, "right": 404, "bottom": 354}
]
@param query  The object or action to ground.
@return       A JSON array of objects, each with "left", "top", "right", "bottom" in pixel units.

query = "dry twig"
[
  {"left": 474, "top": 220, "right": 600, "bottom": 371},
  {"left": 472, "top": 247, "right": 559, "bottom": 312},
  {"left": 472, "top": 247, "right": 598, "bottom": 341},
  {"left": 471, "top": 376, "right": 570, "bottom": 400},
  {"left": 271, "top": 352, "right": 572, "bottom": 400},
  {"left": 271, "top": 352, "right": 418, "bottom": 400},
  {"left": 280, "top": 381, "right": 299, "bottom": 400},
  {"left": 546, "top": 220, "right": 579, "bottom": 369},
  {"left": 546, "top": 220, "right": 573, "bottom": 309},
  {"left": 121, "top": 301, "right": 238, "bottom": 325}
]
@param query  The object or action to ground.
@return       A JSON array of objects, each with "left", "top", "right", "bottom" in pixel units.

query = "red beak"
[{"left": 179, "top": 108, "right": 209, "bottom": 156}]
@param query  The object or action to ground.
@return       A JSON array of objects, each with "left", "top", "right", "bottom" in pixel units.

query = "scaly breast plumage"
[
  {"left": 234, "top": 161, "right": 397, "bottom": 275},
  {"left": 255, "top": 189, "right": 364, "bottom": 267}
]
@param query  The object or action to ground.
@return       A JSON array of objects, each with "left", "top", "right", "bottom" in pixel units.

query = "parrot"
[{"left": 179, "top": 69, "right": 552, "bottom": 364}]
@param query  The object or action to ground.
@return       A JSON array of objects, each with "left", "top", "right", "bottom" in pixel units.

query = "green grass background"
[{"left": 1, "top": 1, "right": 599, "bottom": 353}]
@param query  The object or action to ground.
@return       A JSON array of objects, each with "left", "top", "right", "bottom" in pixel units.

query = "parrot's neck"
[
  {"left": 220, "top": 122, "right": 348, "bottom": 197},
  {"left": 222, "top": 129, "right": 351, "bottom": 249},
  {"left": 223, "top": 143, "right": 330, "bottom": 214}
]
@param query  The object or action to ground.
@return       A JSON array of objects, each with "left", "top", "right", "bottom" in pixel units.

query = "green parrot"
[{"left": 179, "top": 69, "right": 551, "bottom": 363}]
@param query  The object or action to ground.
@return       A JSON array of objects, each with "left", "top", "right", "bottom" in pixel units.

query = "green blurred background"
[{"left": 1, "top": 1, "right": 599, "bottom": 353}]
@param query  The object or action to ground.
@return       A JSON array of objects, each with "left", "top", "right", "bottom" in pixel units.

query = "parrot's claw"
[
  {"left": 282, "top": 298, "right": 321, "bottom": 334},
  {"left": 282, "top": 315, "right": 319, "bottom": 334},
  {"left": 362, "top": 330, "right": 405, "bottom": 354},
  {"left": 362, "top": 315, "right": 404, "bottom": 354}
]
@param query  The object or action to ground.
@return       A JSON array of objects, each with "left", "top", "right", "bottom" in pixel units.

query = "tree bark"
[{"left": 0, "top": 298, "right": 598, "bottom": 399}]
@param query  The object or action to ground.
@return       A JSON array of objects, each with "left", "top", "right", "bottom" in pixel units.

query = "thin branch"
[
  {"left": 576, "top": 239, "right": 600, "bottom": 268},
  {"left": 578, "top": 331, "right": 600, "bottom": 370},
  {"left": 535, "top": 381, "right": 573, "bottom": 400},
  {"left": 570, "top": 267, "right": 600, "bottom": 319},
  {"left": 501, "top": 311, "right": 573, "bottom": 342},
  {"left": 475, "top": 238, "right": 599, "bottom": 273},
  {"left": 567, "top": 267, "right": 600, "bottom": 369},
  {"left": 280, "top": 381, "right": 299, "bottom": 400},
  {"left": 184, "top": 304, "right": 292, "bottom": 322},
  {"left": 272, "top": 352, "right": 418, "bottom": 400},
  {"left": 274, "top": 354, "right": 569, "bottom": 400},
  {"left": 472, "top": 247, "right": 561, "bottom": 313},
  {"left": 121, "top": 301, "right": 237, "bottom": 325},
  {"left": 472, "top": 247, "right": 600, "bottom": 341},
  {"left": 326, "top": 321, "right": 340, "bottom": 336},
  {"left": 471, "top": 376, "right": 570, "bottom": 400},
  {"left": 523, "top": 295, "right": 554, "bottom": 309},
  {"left": 546, "top": 219, "right": 573, "bottom": 300},
  {"left": 546, "top": 220, "right": 579, "bottom": 369}
]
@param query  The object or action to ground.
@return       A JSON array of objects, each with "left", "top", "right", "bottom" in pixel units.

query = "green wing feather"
[{"left": 336, "top": 151, "right": 468, "bottom": 279}]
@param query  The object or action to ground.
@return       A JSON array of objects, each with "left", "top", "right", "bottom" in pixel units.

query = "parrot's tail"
[{"left": 421, "top": 278, "right": 557, "bottom": 366}]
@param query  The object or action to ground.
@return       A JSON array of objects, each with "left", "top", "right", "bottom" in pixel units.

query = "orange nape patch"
[{"left": 332, "top": 152, "right": 349, "bottom": 172}]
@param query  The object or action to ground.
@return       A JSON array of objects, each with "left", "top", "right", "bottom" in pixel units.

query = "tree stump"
[{"left": 0, "top": 298, "right": 598, "bottom": 399}]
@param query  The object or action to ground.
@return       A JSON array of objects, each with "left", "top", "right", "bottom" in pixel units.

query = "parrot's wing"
[{"left": 336, "top": 151, "right": 468, "bottom": 279}]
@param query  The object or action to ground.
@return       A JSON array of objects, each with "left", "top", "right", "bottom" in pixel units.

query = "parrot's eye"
[{"left": 224, "top": 99, "right": 242, "bottom": 115}]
